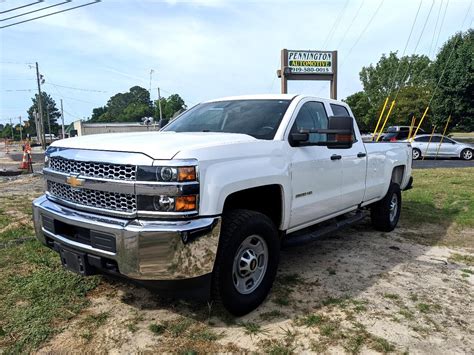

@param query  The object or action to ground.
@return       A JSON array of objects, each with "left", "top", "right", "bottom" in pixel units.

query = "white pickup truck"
[{"left": 33, "top": 94, "right": 413, "bottom": 315}]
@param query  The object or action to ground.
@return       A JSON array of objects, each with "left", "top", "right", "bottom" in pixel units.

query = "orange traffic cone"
[{"left": 19, "top": 150, "right": 28, "bottom": 169}]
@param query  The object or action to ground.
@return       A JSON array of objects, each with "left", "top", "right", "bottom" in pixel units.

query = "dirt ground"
[{"left": 2, "top": 175, "right": 473, "bottom": 354}]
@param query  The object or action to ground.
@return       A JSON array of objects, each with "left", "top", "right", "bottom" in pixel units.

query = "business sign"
[{"left": 287, "top": 50, "right": 333, "bottom": 74}]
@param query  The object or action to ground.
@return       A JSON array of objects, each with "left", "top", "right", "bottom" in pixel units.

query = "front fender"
[{"left": 198, "top": 156, "right": 291, "bottom": 230}]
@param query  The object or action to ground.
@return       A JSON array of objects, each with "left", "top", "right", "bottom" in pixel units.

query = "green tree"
[
  {"left": 431, "top": 29, "right": 474, "bottom": 131},
  {"left": 89, "top": 86, "right": 153, "bottom": 122},
  {"left": 154, "top": 94, "right": 187, "bottom": 126},
  {"left": 346, "top": 52, "right": 433, "bottom": 132},
  {"left": 26, "top": 92, "right": 61, "bottom": 136},
  {"left": 343, "top": 91, "right": 371, "bottom": 130}
]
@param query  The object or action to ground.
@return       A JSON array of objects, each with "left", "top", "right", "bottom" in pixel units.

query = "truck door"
[
  {"left": 330, "top": 103, "right": 367, "bottom": 209},
  {"left": 288, "top": 100, "right": 343, "bottom": 229}
]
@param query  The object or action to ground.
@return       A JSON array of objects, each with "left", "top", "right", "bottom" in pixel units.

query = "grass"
[
  {"left": 298, "top": 314, "right": 326, "bottom": 327},
  {"left": 449, "top": 253, "right": 474, "bottom": 266},
  {"left": 0, "top": 194, "right": 100, "bottom": 353},
  {"left": 384, "top": 293, "right": 400, "bottom": 300},
  {"left": 259, "top": 310, "right": 285, "bottom": 321},
  {"left": 401, "top": 168, "right": 474, "bottom": 248},
  {"left": 239, "top": 321, "right": 265, "bottom": 336},
  {"left": 79, "top": 312, "right": 109, "bottom": 341},
  {"left": 417, "top": 303, "right": 431, "bottom": 313},
  {"left": 402, "top": 168, "right": 474, "bottom": 227},
  {"left": 149, "top": 323, "right": 167, "bottom": 335}
]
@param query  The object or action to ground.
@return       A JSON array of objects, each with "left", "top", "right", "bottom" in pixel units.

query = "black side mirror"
[
  {"left": 324, "top": 116, "right": 354, "bottom": 149},
  {"left": 289, "top": 132, "right": 309, "bottom": 146}
]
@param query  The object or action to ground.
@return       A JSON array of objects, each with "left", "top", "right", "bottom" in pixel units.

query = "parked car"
[
  {"left": 409, "top": 134, "right": 473, "bottom": 160},
  {"left": 45, "top": 134, "right": 58, "bottom": 144},
  {"left": 33, "top": 94, "right": 413, "bottom": 315},
  {"left": 382, "top": 126, "right": 425, "bottom": 142}
]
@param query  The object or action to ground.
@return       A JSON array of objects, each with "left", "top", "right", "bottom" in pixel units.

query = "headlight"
[
  {"left": 44, "top": 155, "right": 50, "bottom": 168},
  {"left": 137, "top": 166, "right": 197, "bottom": 182}
]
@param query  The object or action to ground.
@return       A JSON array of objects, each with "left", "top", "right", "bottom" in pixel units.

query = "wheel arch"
[{"left": 222, "top": 184, "right": 285, "bottom": 230}]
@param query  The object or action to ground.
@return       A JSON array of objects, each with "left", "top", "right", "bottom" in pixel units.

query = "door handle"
[
  {"left": 357, "top": 152, "right": 366, "bottom": 158},
  {"left": 331, "top": 154, "right": 342, "bottom": 160}
]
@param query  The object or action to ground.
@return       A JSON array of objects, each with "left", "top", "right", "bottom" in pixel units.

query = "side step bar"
[{"left": 282, "top": 211, "right": 366, "bottom": 248}]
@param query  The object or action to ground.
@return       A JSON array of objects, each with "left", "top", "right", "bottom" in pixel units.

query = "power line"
[
  {"left": 387, "top": 0, "right": 423, "bottom": 94},
  {"left": 3, "top": 89, "right": 34, "bottom": 92},
  {"left": 335, "top": 0, "right": 365, "bottom": 50},
  {"left": 340, "top": 0, "right": 385, "bottom": 68},
  {"left": 45, "top": 82, "right": 108, "bottom": 93},
  {"left": 393, "top": 0, "right": 436, "bottom": 102},
  {"left": 1, "top": 0, "right": 101, "bottom": 29},
  {"left": 1, "top": 0, "right": 71, "bottom": 22},
  {"left": 0, "top": 0, "right": 43, "bottom": 14},
  {"left": 428, "top": 0, "right": 444, "bottom": 58},
  {"left": 428, "top": 4, "right": 473, "bottom": 108},
  {"left": 322, "top": 0, "right": 350, "bottom": 49},
  {"left": 433, "top": 0, "right": 450, "bottom": 57}
]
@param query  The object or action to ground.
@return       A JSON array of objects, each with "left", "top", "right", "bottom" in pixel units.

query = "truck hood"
[{"left": 51, "top": 131, "right": 257, "bottom": 160}]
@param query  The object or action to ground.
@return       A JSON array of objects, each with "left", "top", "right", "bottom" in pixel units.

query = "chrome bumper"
[{"left": 32, "top": 195, "right": 221, "bottom": 280}]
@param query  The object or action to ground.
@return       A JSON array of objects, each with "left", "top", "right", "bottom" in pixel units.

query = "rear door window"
[{"left": 330, "top": 104, "right": 350, "bottom": 117}]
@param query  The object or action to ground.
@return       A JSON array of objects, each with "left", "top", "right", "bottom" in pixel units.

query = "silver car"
[{"left": 409, "top": 134, "right": 473, "bottom": 160}]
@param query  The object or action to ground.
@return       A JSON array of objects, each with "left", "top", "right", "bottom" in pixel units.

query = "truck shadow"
[{"left": 108, "top": 199, "right": 456, "bottom": 327}]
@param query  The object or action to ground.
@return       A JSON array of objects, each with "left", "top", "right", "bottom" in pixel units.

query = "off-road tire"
[
  {"left": 460, "top": 148, "right": 473, "bottom": 161},
  {"left": 211, "top": 209, "right": 280, "bottom": 316},
  {"left": 412, "top": 148, "right": 421, "bottom": 160},
  {"left": 370, "top": 183, "right": 401, "bottom": 232}
]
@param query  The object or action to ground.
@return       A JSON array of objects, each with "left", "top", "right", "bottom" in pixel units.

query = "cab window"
[
  {"left": 290, "top": 101, "right": 328, "bottom": 143},
  {"left": 330, "top": 103, "right": 356, "bottom": 142},
  {"left": 330, "top": 104, "right": 350, "bottom": 117}
]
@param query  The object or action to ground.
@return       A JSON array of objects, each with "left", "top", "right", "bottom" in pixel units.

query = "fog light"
[{"left": 153, "top": 195, "right": 175, "bottom": 211}]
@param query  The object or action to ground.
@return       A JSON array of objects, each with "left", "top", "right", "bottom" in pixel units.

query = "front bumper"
[{"left": 32, "top": 195, "right": 221, "bottom": 280}]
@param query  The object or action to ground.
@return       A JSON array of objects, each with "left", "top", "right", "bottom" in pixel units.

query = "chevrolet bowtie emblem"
[{"left": 66, "top": 175, "right": 85, "bottom": 188}]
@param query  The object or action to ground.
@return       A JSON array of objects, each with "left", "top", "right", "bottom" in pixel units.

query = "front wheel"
[
  {"left": 212, "top": 209, "right": 280, "bottom": 316},
  {"left": 370, "top": 183, "right": 401, "bottom": 232},
  {"left": 461, "top": 148, "right": 473, "bottom": 161},
  {"left": 412, "top": 148, "right": 421, "bottom": 160}
]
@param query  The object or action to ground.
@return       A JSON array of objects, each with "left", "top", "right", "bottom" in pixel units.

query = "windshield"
[{"left": 163, "top": 99, "right": 291, "bottom": 140}]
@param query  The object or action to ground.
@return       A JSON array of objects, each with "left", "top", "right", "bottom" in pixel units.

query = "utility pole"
[
  {"left": 157, "top": 87, "right": 163, "bottom": 128},
  {"left": 18, "top": 116, "right": 23, "bottom": 141},
  {"left": 60, "top": 99, "right": 65, "bottom": 138},
  {"left": 9, "top": 118, "right": 14, "bottom": 139},
  {"left": 46, "top": 105, "right": 51, "bottom": 138},
  {"left": 35, "top": 62, "right": 45, "bottom": 149},
  {"left": 149, "top": 69, "right": 154, "bottom": 93}
]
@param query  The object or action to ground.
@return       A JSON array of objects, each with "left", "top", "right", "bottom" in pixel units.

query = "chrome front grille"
[
  {"left": 47, "top": 181, "right": 137, "bottom": 213},
  {"left": 49, "top": 157, "right": 137, "bottom": 181}
]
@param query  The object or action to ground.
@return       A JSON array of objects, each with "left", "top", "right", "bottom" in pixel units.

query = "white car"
[
  {"left": 33, "top": 94, "right": 412, "bottom": 315},
  {"left": 409, "top": 134, "right": 473, "bottom": 160}
]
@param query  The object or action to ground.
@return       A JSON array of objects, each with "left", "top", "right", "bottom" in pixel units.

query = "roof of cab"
[{"left": 203, "top": 94, "right": 346, "bottom": 104}]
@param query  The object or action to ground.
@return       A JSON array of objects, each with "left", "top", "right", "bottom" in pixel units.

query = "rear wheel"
[
  {"left": 371, "top": 183, "right": 401, "bottom": 232},
  {"left": 212, "top": 209, "right": 280, "bottom": 316},
  {"left": 412, "top": 148, "right": 421, "bottom": 160},
  {"left": 460, "top": 148, "right": 473, "bottom": 161}
]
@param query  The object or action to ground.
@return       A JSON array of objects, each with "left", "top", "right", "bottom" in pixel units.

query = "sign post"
[{"left": 277, "top": 49, "right": 338, "bottom": 99}]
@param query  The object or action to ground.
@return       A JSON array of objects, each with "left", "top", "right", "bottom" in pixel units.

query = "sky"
[{"left": 1, "top": 0, "right": 473, "bottom": 126}]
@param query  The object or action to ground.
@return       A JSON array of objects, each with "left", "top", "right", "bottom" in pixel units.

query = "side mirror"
[
  {"left": 324, "top": 116, "right": 354, "bottom": 149},
  {"left": 289, "top": 116, "right": 354, "bottom": 148},
  {"left": 289, "top": 132, "right": 309, "bottom": 146}
]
